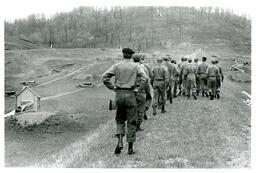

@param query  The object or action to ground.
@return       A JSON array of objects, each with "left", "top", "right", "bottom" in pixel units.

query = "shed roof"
[{"left": 15, "top": 86, "right": 41, "bottom": 98}]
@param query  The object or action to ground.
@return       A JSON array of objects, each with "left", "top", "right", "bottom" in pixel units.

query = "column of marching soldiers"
[{"left": 102, "top": 48, "right": 224, "bottom": 155}]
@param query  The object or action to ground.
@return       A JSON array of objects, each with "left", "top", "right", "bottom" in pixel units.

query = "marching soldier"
[
  {"left": 179, "top": 57, "right": 188, "bottom": 96},
  {"left": 166, "top": 57, "right": 179, "bottom": 103},
  {"left": 193, "top": 58, "right": 200, "bottom": 96},
  {"left": 102, "top": 48, "right": 147, "bottom": 155},
  {"left": 215, "top": 59, "right": 224, "bottom": 99},
  {"left": 206, "top": 59, "right": 220, "bottom": 100},
  {"left": 183, "top": 58, "right": 197, "bottom": 100},
  {"left": 140, "top": 54, "right": 153, "bottom": 120},
  {"left": 132, "top": 54, "right": 150, "bottom": 131},
  {"left": 196, "top": 57, "right": 209, "bottom": 97},
  {"left": 152, "top": 57, "right": 169, "bottom": 115},
  {"left": 171, "top": 59, "right": 180, "bottom": 98}
]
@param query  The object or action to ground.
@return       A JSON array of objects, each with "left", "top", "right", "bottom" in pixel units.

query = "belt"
[
  {"left": 155, "top": 79, "right": 164, "bottom": 81},
  {"left": 115, "top": 87, "right": 134, "bottom": 91}
]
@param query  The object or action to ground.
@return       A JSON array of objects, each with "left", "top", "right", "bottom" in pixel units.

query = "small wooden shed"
[{"left": 15, "top": 86, "right": 41, "bottom": 112}]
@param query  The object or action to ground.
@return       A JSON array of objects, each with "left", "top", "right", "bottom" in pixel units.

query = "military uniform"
[
  {"left": 140, "top": 55, "right": 153, "bottom": 120},
  {"left": 179, "top": 58, "right": 188, "bottom": 95},
  {"left": 196, "top": 59, "right": 209, "bottom": 96},
  {"left": 193, "top": 59, "right": 200, "bottom": 95},
  {"left": 132, "top": 55, "right": 150, "bottom": 131},
  {"left": 206, "top": 62, "right": 220, "bottom": 100},
  {"left": 172, "top": 61, "right": 180, "bottom": 97},
  {"left": 152, "top": 59, "right": 169, "bottom": 115},
  {"left": 215, "top": 60, "right": 224, "bottom": 99},
  {"left": 166, "top": 61, "right": 179, "bottom": 103},
  {"left": 184, "top": 60, "right": 197, "bottom": 99},
  {"left": 102, "top": 48, "right": 147, "bottom": 155}
]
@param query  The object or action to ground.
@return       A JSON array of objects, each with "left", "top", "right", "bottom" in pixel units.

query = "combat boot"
[
  {"left": 136, "top": 124, "right": 144, "bottom": 132},
  {"left": 216, "top": 92, "right": 220, "bottom": 99},
  {"left": 205, "top": 91, "right": 209, "bottom": 97},
  {"left": 169, "top": 97, "right": 173, "bottom": 104},
  {"left": 196, "top": 90, "right": 199, "bottom": 96},
  {"left": 187, "top": 94, "right": 190, "bottom": 99},
  {"left": 143, "top": 106, "right": 148, "bottom": 120},
  {"left": 114, "top": 135, "right": 123, "bottom": 154},
  {"left": 161, "top": 105, "right": 166, "bottom": 113},
  {"left": 209, "top": 92, "right": 214, "bottom": 100},
  {"left": 192, "top": 93, "right": 197, "bottom": 100},
  {"left": 152, "top": 105, "right": 157, "bottom": 116},
  {"left": 128, "top": 142, "right": 135, "bottom": 155}
]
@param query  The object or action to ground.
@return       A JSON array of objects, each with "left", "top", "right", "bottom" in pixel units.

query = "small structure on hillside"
[{"left": 15, "top": 86, "right": 41, "bottom": 112}]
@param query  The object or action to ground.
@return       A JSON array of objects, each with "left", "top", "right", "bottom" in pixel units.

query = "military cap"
[
  {"left": 194, "top": 58, "right": 198, "bottom": 62},
  {"left": 183, "top": 57, "right": 187, "bottom": 61},
  {"left": 171, "top": 59, "right": 175, "bottom": 63},
  {"left": 140, "top": 54, "right": 145, "bottom": 60},
  {"left": 202, "top": 57, "right": 207, "bottom": 61},
  {"left": 187, "top": 58, "right": 192, "bottom": 62},
  {"left": 132, "top": 54, "right": 141, "bottom": 62},
  {"left": 157, "top": 57, "right": 163, "bottom": 63},
  {"left": 122, "top": 48, "right": 135, "bottom": 54},
  {"left": 163, "top": 57, "right": 168, "bottom": 61}
]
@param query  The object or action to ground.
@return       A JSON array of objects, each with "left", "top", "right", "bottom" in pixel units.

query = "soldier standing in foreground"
[
  {"left": 183, "top": 58, "right": 197, "bottom": 100},
  {"left": 196, "top": 57, "right": 209, "bottom": 97},
  {"left": 152, "top": 58, "right": 169, "bottom": 115},
  {"left": 215, "top": 59, "right": 224, "bottom": 99},
  {"left": 102, "top": 48, "right": 147, "bottom": 155},
  {"left": 206, "top": 59, "right": 220, "bottom": 100}
]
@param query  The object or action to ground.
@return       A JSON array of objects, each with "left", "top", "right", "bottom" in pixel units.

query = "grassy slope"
[
  {"left": 17, "top": 78, "right": 250, "bottom": 168},
  {"left": 5, "top": 85, "right": 115, "bottom": 167},
  {"left": 4, "top": 47, "right": 251, "bottom": 168},
  {"left": 71, "top": 79, "right": 250, "bottom": 168}
]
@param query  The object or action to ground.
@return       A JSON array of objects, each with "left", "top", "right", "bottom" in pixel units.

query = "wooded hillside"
[{"left": 5, "top": 6, "right": 251, "bottom": 52}]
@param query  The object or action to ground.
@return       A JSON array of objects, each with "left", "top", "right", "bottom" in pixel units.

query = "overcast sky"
[{"left": 2, "top": 0, "right": 253, "bottom": 22}]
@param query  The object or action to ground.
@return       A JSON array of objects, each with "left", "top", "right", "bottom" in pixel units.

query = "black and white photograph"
[{"left": 1, "top": 0, "right": 254, "bottom": 169}]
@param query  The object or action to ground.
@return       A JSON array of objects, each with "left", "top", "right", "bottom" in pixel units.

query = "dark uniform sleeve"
[
  {"left": 137, "top": 65, "right": 148, "bottom": 91},
  {"left": 219, "top": 66, "right": 224, "bottom": 82},
  {"left": 145, "top": 64, "right": 153, "bottom": 80},
  {"left": 102, "top": 64, "right": 116, "bottom": 90}
]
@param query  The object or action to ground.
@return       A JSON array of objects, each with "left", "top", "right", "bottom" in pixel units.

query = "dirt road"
[
  {"left": 25, "top": 78, "right": 250, "bottom": 168},
  {"left": 36, "top": 62, "right": 104, "bottom": 88}
]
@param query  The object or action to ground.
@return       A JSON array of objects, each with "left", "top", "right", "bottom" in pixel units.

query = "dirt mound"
[
  {"left": 228, "top": 71, "right": 251, "bottom": 83},
  {"left": 6, "top": 113, "right": 87, "bottom": 134}
]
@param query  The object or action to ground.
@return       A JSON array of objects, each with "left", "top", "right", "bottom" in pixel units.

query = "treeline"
[{"left": 4, "top": 6, "right": 251, "bottom": 51}]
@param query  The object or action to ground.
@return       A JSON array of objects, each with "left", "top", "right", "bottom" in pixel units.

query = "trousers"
[
  {"left": 152, "top": 81, "right": 166, "bottom": 107},
  {"left": 115, "top": 90, "right": 137, "bottom": 143}
]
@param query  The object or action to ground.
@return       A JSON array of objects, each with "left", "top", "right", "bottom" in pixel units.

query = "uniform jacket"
[
  {"left": 206, "top": 65, "right": 220, "bottom": 77},
  {"left": 152, "top": 64, "right": 169, "bottom": 82},
  {"left": 184, "top": 63, "right": 196, "bottom": 81},
  {"left": 102, "top": 59, "right": 147, "bottom": 91},
  {"left": 196, "top": 62, "right": 209, "bottom": 75}
]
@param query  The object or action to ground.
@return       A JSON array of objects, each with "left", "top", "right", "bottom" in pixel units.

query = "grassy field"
[{"left": 4, "top": 47, "right": 251, "bottom": 168}]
